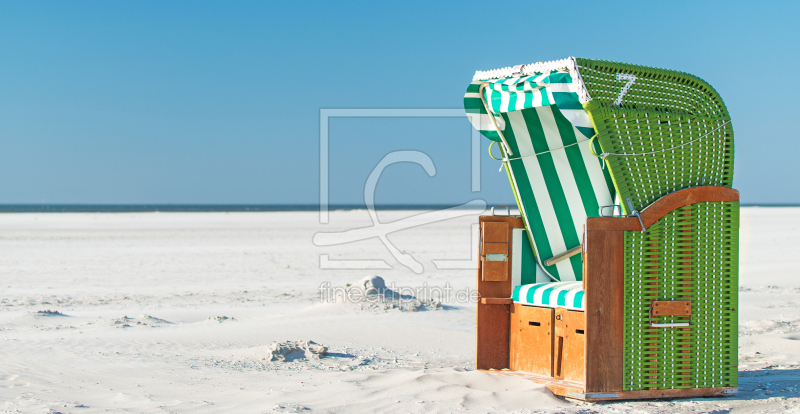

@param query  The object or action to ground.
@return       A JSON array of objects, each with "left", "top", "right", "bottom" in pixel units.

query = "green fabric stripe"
[
  {"left": 466, "top": 82, "right": 481, "bottom": 93},
  {"left": 521, "top": 109, "right": 581, "bottom": 266},
  {"left": 540, "top": 89, "right": 550, "bottom": 105},
  {"left": 572, "top": 290, "right": 584, "bottom": 309},
  {"left": 576, "top": 126, "right": 595, "bottom": 139},
  {"left": 520, "top": 233, "right": 537, "bottom": 285},
  {"left": 539, "top": 286, "right": 557, "bottom": 305},
  {"left": 552, "top": 105, "right": 601, "bottom": 219},
  {"left": 502, "top": 113, "right": 560, "bottom": 281},
  {"left": 552, "top": 92, "right": 583, "bottom": 110},
  {"left": 463, "top": 98, "right": 486, "bottom": 111},
  {"left": 556, "top": 289, "right": 569, "bottom": 307}
]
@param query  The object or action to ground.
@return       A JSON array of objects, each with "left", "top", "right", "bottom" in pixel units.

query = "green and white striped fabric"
[
  {"left": 465, "top": 60, "right": 615, "bottom": 282},
  {"left": 512, "top": 281, "right": 585, "bottom": 311},
  {"left": 511, "top": 228, "right": 551, "bottom": 287}
]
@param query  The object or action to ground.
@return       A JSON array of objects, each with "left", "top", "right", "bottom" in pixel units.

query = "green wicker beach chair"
[{"left": 468, "top": 57, "right": 738, "bottom": 401}]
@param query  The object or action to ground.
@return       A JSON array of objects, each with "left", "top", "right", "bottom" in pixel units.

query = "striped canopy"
[{"left": 465, "top": 58, "right": 615, "bottom": 282}]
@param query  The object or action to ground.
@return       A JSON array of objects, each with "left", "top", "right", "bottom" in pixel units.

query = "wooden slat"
[
  {"left": 481, "top": 297, "right": 513, "bottom": 305},
  {"left": 584, "top": 229, "right": 624, "bottom": 393},
  {"left": 561, "top": 310, "right": 586, "bottom": 384},
  {"left": 652, "top": 300, "right": 692, "bottom": 316}
]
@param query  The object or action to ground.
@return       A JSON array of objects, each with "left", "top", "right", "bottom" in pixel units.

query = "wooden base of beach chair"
[
  {"left": 480, "top": 369, "right": 737, "bottom": 401},
  {"left": 475, "top": 187, "right": 741, "bottom": 402}
]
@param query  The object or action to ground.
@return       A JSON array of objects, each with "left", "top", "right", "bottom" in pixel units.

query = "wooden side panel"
[
  {"left": 476, "top": 303, "right": 510, "bottom": 370},
  {"left": 511, "top": 305, "right": 554, "bottom": 376},
  {"left": 584, "top": 229, "right": 625, "bottom": 393},
  {"left": 476, "top": 216, "right": 524, "bottom": 371},
  {"left": 561, "top": 310, "right": 586, "bottom": 384}
]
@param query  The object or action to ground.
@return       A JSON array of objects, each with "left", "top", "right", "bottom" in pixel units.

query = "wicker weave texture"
[
  {"left": 576, "top": 58, "right": 734, "bottom": 213},
  {"left": 623, "top": 201, "right": 739, "bottom": 391}
]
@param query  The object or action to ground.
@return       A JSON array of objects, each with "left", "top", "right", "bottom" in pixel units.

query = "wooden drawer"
[
  {"left": 510, "top": 304, "right": 554, "bottom": 376},
  {"left": 554, "top": 308, "right": 586, "bottom": 383},
  {"left": 481, "top": 222, "right": 508, "bottom": 281}
]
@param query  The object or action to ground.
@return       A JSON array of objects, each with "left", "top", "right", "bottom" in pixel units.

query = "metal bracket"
[
  {"left": 649, "top": 307, "right": 691, "bottom": 328},
  {"left": 598, "top": 199, "right": 645, "bottom": 232},
  {"left": 625, "top": 198, "right": 646, "bottom": 232},
  {"left": 599, "top": 204, "right": 623, "bottom": 217},
  {"left": 491, "top": 206, "right": 510, "bottom": 216}
]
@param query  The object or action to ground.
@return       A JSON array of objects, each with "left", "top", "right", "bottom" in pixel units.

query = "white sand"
[{"left": 1, "top": 208, "right": 799, "bottom": 413}]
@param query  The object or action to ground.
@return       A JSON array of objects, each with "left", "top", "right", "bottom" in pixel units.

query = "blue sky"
[{"left": 1, "top": 1, "right": 797, "bottom": 205}]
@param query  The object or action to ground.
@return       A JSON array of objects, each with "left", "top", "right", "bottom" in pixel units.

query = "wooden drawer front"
[
  {"left": 481, "top": 242, "right": 508, "bottom": 281},
  {"left": 511, "top": 305, "right": 554, "bottom": 376},
  {"left": 482, "top": 221, "right": 508, "bottom": 243},
  {"left": 555, "top": 309, "right": 586, "bottom": 383}
]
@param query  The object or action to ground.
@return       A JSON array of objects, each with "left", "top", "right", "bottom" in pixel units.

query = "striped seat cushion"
[{"left": 512, "top": 281, "right": 585, "bottom": 311}]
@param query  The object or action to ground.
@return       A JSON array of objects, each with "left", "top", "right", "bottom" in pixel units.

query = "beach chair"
[{"left": 466, "top": 58, "right": 738, "bottom": 401}]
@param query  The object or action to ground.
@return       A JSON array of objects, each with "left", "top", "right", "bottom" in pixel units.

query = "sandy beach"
[{"left": 1, "top": 207, "right": 799, "bottom": 413}]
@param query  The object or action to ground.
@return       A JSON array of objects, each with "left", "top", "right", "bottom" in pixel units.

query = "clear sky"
[{"left": 1, "top": 1, "right": 797, "bottom": 205}]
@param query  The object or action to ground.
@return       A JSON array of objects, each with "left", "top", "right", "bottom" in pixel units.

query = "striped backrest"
[{"left": 465, "top": 58, "right": 615, "bottom": 282}]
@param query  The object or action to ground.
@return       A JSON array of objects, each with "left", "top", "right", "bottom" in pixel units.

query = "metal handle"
[
  {"left": 599, "top": 204, "right": 623, "bottom": 217},
  {"left": 649, "top": 307, "right": 691, "bottom": 328},
  {"left": 491, "top": 206, "right": 510, "bottom": 216}
]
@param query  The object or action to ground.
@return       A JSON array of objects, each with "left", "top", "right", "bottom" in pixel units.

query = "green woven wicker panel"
[
  {"left": 576, "top": 58, "right": 734, "bottom": 213},
  {"left": 623, "top": 201, "right": 739, "bottom": 391}
]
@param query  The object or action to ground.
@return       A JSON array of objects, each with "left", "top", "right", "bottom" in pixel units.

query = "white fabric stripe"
[
  {"left": 546, "top": 88, "right": 555, "bottom": 106},
  {"left": 559, "top": 109, "right": 594, "bottom": 128},
  {"left": 500, "top": 89, "right": 510, "bottom": 113},
  {"left": 544, "top": 83, "right": 573, "bottom": 93},
  {"left": 532, "top": 282, "right": 557, "bottom": 304},
  {"left": 536, "top": 262, "right": 550, "bottom": 283},
  {"left": 515, "top": 93, "right": 526, "bottom": 111},
  {"left": 537, "top": 106, "right": 586, "bottom": 258},
  {"left": 575, "top": 125, "right": 614, "bottom": 208},
  {"left": 564, "top": 285, "right": 580, "bottom": 308},
  {"left": 518, "top": 284, "right": 535, "bottom": 302},
  {"left": 464, "top": 92, "right": 481, "bottom": 99},
  {"left": 546, "top": 283, "right": 574, "bottom": 306},
  {"left": 506, "top": 159, "right": 558, "bottom": 283},
  {"left": 507, "top": 111, "right": 571, "bottom": 280},
  {"left": 511, "top": 229, "right": 523, "bottom": 288}
]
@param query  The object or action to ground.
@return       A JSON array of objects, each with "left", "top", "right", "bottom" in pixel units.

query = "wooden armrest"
[
  {"left": 586, "top": 186, "right": 739, "bottom": 231},
  {"left": 480, "top": 297, "right": 513, "bottom": 305}
]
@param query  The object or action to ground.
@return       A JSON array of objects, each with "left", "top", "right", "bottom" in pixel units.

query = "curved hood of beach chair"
[{"left": 465, "top": 57, "right": 734, "bottom": 282}]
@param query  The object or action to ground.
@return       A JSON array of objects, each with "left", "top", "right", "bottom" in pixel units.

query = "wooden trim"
[
  {"left": 476, "top": 215, "right": 525, "bottom": 371},
  {"left": 550, "top": 385, "right": 737, "bottom": 401},
  {"left": 584, "top": 229, "right": 624, "bottom": 393},
  {"left": 481, "top": 297, "right": 513, "bottom": 305},
  {"left": 586, "top": 186, "right": 739, "bottom": 231},
  {"left": 481, "top": 370, "right": 736, "bottom": 401}
]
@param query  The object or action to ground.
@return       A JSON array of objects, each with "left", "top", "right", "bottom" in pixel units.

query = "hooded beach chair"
[{"left": 466, "top": 58, "right": 738, "bottom": 401}]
